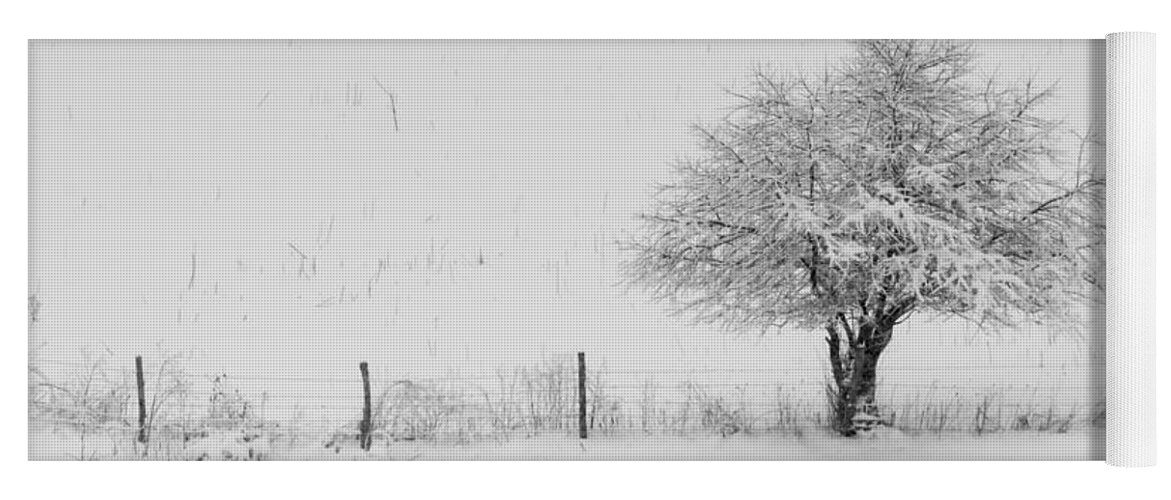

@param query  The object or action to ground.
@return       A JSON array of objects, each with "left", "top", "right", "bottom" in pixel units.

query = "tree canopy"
[{"left": 628, "top": 40, "right": 1103, "bottom": 335}]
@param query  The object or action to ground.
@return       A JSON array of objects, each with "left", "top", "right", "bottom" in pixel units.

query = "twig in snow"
[
  {"left": 372, "top": 76, "right": 400, "bottom": 132},
  {"left": 187, "top": 253, "right": 196, "bottom": 290},
  {"left": 288, "top": 243, "right": 307, "bottom": 260}
]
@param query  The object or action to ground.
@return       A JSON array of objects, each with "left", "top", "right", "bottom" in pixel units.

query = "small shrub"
[
  {"left": 586, "top": 365, "right": 623, "bottom": 433},
  {"left": 183, "top": 374, "right": 273, "bottom": 460},
  {"left": 973, "top": 395, "right": 1002, "bottom": 435},
  {"left": 374, "top": 380, "right": 469, "bottom": 442},
  {"left": 682, "top": 383, "right": 748, "bottom": 437},
  {"left": 207, "top": 374, "right": 254, "bottom": 426}
]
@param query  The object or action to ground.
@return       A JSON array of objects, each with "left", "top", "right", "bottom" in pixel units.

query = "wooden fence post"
[
  {"left": 359, "top": 361, "right": 372, "bottom": 451},
  {"left": 135, "top": 355, "right": 147, "bottom": 444},
  {"left": 577, "top": 352, "right": 587, "bottom": 439}
]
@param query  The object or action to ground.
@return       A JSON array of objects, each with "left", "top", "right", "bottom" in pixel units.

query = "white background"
[{"left": 5, "top": 1, "right": 1168, "bottom": 499}]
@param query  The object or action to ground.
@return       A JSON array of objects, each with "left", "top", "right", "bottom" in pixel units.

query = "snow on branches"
[{"left": 628, "top": 40, "right": 1103, "bottom": 334}]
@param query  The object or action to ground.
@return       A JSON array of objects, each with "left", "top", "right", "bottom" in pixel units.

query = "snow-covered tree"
[{"left": 627, "top": 40, "right": 1103, "bottom": 435}]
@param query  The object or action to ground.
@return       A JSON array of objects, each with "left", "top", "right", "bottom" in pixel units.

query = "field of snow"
[
  {"left": 29, "top": 40, "right": 1105, "bottom": 460},
  {"left": 29, "top": 421, "right": 1103, "bottom": 461}
]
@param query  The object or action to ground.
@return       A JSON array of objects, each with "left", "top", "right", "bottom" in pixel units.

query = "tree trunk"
[{"left": 825, "top": 317, "right": 894, "bottom": 436}]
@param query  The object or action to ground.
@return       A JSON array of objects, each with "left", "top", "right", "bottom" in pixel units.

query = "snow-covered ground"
[
  {"left": 29, "top": 422, "right": 1103, "bottom": 461},
  {"left": 29, "top": 40, "right": 1105, "bottom": 460},
  {"left": 369, "top": 430, "right": 1105, "bottom": 461}
]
